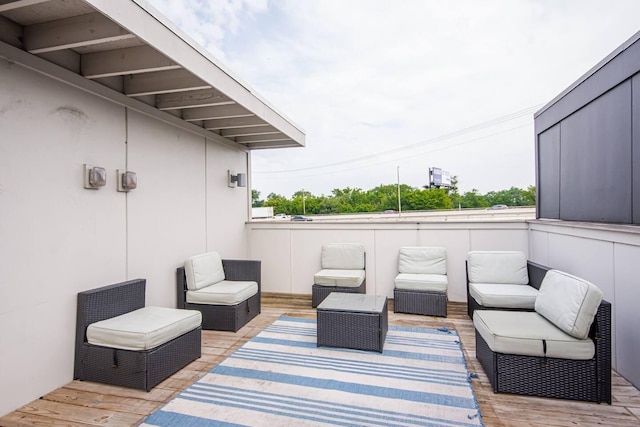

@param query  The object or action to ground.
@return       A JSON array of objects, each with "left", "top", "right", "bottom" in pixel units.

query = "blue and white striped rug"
[{"left": 142, "top": 316, "right": 483, "bottom": 427}]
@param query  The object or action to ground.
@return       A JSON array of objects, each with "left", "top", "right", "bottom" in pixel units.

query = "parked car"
[
  {"left": 487, "top": 204, "right": 508, "bottom": 210},
  {"left": 274, "top": 213, "right": 288, "bottom": 219},
  {"left": 382, "top": 209, "right": 397, "bottom": 214},
  {"left": 290, "top": 215, "right": 312, "bottom": 221}
]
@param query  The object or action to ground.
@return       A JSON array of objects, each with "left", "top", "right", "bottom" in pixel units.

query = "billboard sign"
[{"left": 429, "top": 167, "right": 451, "bottom": 188}]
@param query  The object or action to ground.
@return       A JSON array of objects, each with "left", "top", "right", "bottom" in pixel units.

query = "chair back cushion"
[
  {"left": 184, "top": 252, "right": 225, "bottom": 290},
  {"left": 321, "top": 243, "right": 365, "bottom": 270},
  {"left": 535, "top": 270, "right": 603, "bottom": 340},
  {"left": 398, "top": 246, "right": 446, "bottom": 274},
  {"left": 467, "top": 251, "right": 528, "bottom": 285}
]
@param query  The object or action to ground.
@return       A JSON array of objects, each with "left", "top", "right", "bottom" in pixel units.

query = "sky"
[{"left": 146, "top": 0, "right": 640, "bottom": 198}]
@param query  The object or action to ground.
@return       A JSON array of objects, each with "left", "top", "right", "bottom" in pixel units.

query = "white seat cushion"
[
  {"left": 398, "top": 247, "right": 447, "bottom": 275},
  {"left": 186, "top": 280, "right": 258, "bottom": 305},
  {"left": 469, "top": 283, "right": 538, "bottom": 309},
  {"left": 474, "top": 310, "right": 595, "bottom": 360},
  {"left": 394, "top": 273, "right": 447, "bottom": 292},
  {"left": 321, "top": 243, "right": 365, "bottom": 270},
  {"left": 314, "top": 269, "right": 365, "bottom": 287},
  {"left": 87, "top": 306, "right": 202, "bottom": 351},
  {"left": 535, "top": 270, "right": 603, "bottom": 339},
  {"left": 184, "top": 252, "right": 225, "bottom": 290},
  {"left": 467, "top": 251, "right": 528, "bottom": 284}
]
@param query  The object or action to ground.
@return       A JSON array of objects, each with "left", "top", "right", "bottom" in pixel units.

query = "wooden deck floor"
[{"left": 2, "top": 295, "right": 639, "bottom": 427}]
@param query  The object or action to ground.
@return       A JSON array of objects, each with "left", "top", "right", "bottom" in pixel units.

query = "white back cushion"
[
  {"left": 184, "top": 252, "right": 225, "bottom": 290},
  {"left": 321, "top": 243, "right": 365, "bottom": 270},
  {"left": 398, "top": 246, "right": 447, "bottom": 274},
  {"left": 535, "top": 270, "right": 603, "bottom": 340},
  {"left": 467, "top": 251, "right": 528, "bottom": 285}
]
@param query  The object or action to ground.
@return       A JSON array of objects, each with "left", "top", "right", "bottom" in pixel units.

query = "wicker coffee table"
[{"left": 316, "top": 292, "right": 388, "bottom": 352}]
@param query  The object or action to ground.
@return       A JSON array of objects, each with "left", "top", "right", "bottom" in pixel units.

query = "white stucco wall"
[
  {"left": 0, "top": 60, "right": 250, "bottom": 416},
  {"left": 528, "top": 220, "right": 640, "bottom": 389},
  {"left": 247, "top": 220, "right": 530, "bottom": 302}
]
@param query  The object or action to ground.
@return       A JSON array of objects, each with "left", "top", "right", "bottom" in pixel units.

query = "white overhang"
[{"left": 0, "top": 0, "right": 305, "bottom": 150}]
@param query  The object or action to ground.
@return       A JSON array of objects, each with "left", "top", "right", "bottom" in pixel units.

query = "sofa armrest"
[
  {"left": 592, "top": 299, "right": 612, "bottom": 404},
  {"left": 222, "top": 259, "right": 262, "bottom": 292},
  {"left": 527, "top": 261, "right": 551, "bottom": 290}
]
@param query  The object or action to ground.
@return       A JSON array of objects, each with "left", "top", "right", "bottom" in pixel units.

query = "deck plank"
[{"left": 1, "top": 295, "right": 639, "bottom": 427}]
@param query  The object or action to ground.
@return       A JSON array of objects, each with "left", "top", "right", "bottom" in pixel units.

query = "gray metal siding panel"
[
  {"left": 559, "top": 82, "right": 632, "bottom": 223},
  {"left": 634, "top": 74, "right": 640, "bottom": 224},
  {"left": 535, "top": 38, "right": 640, "bottom": 134},
  {"left": 537, "top": 125, "right": 561, "bottom": 219}
]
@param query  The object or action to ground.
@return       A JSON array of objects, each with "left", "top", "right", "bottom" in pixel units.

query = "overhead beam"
[
  {"left": 81, "top": 45, "right": 180, "bottom": 78},
  {"left": 23, "top": 12, "right": 135, "bottom": 54},
  {"left": 0, "top": 0, "right": 49, "bottom": 13},
  {"left": 246, "top": 140, "right": 297, "bottom": 150},
  {"left": 156, "top": 88, "right": 234, "bottom": 110},
  {"left": 124, "top": 68, "right": 210, "bottom": 96},
  {"left": 203, "top": 116, "right": 267, "bottom": 130},
  {"left": 234, "top": 133, "right": 290, "bottom": 144},
  {"left": 182, "top": 104, "right": 253, "bottom": 121},
  {"left": 221, "top": 125, "right": 280, "bottom": 137}
]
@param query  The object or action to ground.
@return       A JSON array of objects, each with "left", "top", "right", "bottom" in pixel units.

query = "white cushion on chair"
[
  {"left": 184, "top": 252, "right": 225, "bottom": 290},
  {"left": 474, "top": 310, "right": 595, "bottom": 360},
  {"left": 469, "top": 283, "right": 538, "bottom": 309},
  {"left": 321, "top": 243, "right": 365, "bottom": 270},
  {"left": 467, "top": 251, "right": 528, "bottom": 285},
  {"left": 87, "top": 306, "right": 202, "bottom": 351},
  {"left": 398, "top": 247, "right": 447, "bottom": 274},
  {"left": 394, "top": 273, "right": 447, "bottom": 292},
  {"left": 535, "top": 270, "right": 603, "bottom": 340},
  {"left": 186, "top": 280, "right": 258, "bottom": 305},
  {"left": 314, "top": 269, "right": 365, "bottom": 287}
]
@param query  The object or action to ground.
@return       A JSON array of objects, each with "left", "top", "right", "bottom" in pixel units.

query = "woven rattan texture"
[
  {"left": 317, "top": 298, "right": 388, "bottom": 352},
  {"left": 394, "top": 289, "right": 447, "bottom": 317}
]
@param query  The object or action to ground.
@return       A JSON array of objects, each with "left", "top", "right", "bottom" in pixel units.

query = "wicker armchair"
[
  {"left": 393, "top": 246, "right": 448, "bottom": 317},
  {"left": 177, "top": 254, "right": 261, "bottom": 332},
  {"left": 74, "top": 279, "right": 201, "bottom": 391},
  {"left": 312, "top": 243, "right": 366, "bottom": 308}
]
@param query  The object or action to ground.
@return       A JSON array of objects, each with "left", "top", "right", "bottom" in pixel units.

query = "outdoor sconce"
[
  {"left": 228, "top": 170, "right": 247, "bottom": 188},
  {"left": 83, "top": 164, "right": 106, "bottom": 189},
  {"left": 117, "top": 170, "right": 137, "bottom": 192}
]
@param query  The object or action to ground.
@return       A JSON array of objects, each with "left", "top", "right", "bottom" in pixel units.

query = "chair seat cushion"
[
  {"left": 87, "top": 306, "right": 202, "bottom": 351},
  {"left": 186, "top": 280, "right": 258, "bottom": 305},
  {"left": 394, "top": 273, "right": 447, "bottom": 292},
  {"left": 314, "top": 269, "right": 365, "bottom": 287},
  {"left": 469, "top": 283, "right": 538, "bottom": 309},
  {"left": 474, "top": 310, "right": 595, "bottom": 360}
]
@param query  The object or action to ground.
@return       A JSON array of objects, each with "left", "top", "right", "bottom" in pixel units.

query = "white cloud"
[{"left": 148, "top": 0, "right": 640, "bottom": 197}]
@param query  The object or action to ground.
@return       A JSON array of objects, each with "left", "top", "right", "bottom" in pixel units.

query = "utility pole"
[
  {"left": 397, "top": 166, "right": 402, "bottom": 216},
  {"left": 302, "top": 189, "right": 306, "bottom": 215}
]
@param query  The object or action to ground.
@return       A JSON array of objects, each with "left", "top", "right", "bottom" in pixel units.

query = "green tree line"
[{"left": 252, "top": 179, "right": 535, "bottom": 216}]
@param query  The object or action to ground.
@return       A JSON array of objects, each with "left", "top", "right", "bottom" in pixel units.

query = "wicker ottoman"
[{"left": 316, "top": 292, "right": 388, "bottom": 352}]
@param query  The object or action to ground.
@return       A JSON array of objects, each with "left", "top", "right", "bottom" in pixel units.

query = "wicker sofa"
[
  {"left": 466, "top": 251, "right": 550, "bottom": 318},
  {"left": 394, "top": 246, "right": 448, "bottom": 317},
  {"left": 312, "top": 243, "right": 366, "bottom": 308},
  {"left": 177, "top": 252, "right": 261, "bottom": 332},
  {"left": 474, "top": 270, "right": 611, "bottom": 403},
  {"left": 74, "top": 279, "right": 202, "bottom": 391}
]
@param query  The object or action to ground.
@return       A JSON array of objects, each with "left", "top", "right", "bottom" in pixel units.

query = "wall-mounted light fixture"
[
  {"left": 117, "top": 170, "right": 137, "bottom": 192},
  {"left": 83, "top": 164, "right": 106, "bottom": 189},
  {"left": 228, "top": 170, "right": 247, "bottom": 188}
]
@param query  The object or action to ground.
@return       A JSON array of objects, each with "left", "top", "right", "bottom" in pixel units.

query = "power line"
[{"left": 254, "top": 104, "right": 543, "bottom": 174}]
